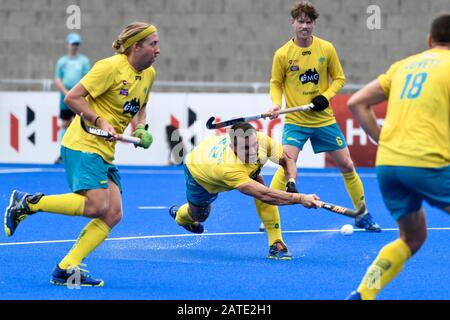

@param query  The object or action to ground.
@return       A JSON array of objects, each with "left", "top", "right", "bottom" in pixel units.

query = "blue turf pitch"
[{"left": 0, "top": 164, "right": 448, "bottom": 300}]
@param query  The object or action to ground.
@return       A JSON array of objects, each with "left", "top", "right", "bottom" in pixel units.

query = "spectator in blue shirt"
[{"left": 54, "top": 32, "right": 90, "bottom": 163}]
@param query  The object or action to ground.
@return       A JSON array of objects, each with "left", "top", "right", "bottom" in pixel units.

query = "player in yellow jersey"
[
  {"left": 346, "top": 14, "right": 450, "bottom": 300},
  {"left": 4, "top": 22, "right": 160, "bottom": 286},
  {"left": 266, "top": 1, "right": 380, "bottom": 232},
  {"left": 169, "top": 122, "right": 323, "bottom": 259}
]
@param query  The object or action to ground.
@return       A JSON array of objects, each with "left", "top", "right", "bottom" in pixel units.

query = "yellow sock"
[
  {"left": 342, "top": 170, "right": 366, "bottom": 210},
  {"left": 175, "top": 203, "right": 195, "bottom": 226},
  {"left": 27, "top": 193, "right": 85, "bottom": 216},
  {"left": 357, "top": 238, "right": 412, "bottom": 300},
  {"left": 254, "top": 198, "right": 283, "bottom": 245},
  {"left": 59, "top": 218, "right": 110, "bottom": 270},
  {"left": 269, "top": 167, "right": 286, "bottom": 191}
]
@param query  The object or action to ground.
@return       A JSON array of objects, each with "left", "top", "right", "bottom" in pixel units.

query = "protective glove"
[
  {"left": 133, "top": 124, "right": 153, "bottom": 149},
  {"left": 286, "top": 180, "right": 298, "bottom": 193},
  {"left": 311, "top": 95, "right": 329, "bottom": 111}
]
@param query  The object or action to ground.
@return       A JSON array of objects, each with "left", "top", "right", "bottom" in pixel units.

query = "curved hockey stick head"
[
  {"left": 206, "top": 116, "right": 247, "bottom": 130},
  {"left": 206, "top": 116, "right": 216, "bottom": 129}
]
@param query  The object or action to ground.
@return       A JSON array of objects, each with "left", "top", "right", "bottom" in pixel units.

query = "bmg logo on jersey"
[
  {"left": 123, "top": 98, "right": 141, "bottom": 116},
  {"left": 299, "top": 68, "right": 319, "bottom": 85}
]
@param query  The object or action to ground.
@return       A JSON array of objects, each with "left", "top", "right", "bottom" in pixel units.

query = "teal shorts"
[
  {"left": 61, "top": 146, "right": 122, "bottom": 193},
  {"left": 184, "top": 164, "right": 218, "bottom": 207},
  {"left": 282, "top": 123, "right": 346, "bottom": 153},
  {"left": 376, "top": 165, "right": 450, "bottom": 221}
]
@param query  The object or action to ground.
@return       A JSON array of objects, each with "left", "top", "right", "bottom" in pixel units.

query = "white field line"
[
  {"left": 0, "top": 227, "right": 449, "bottom": 247},
  {"left": 0, "top": 168, "right": 64, "bottom": 174}
]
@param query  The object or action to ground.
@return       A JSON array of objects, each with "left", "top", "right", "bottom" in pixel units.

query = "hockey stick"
[
  {"left": 79, "top": 114, "right": 142, "bottom": 146},
  {"left": 259, "top": 201, "right": 366, "bottom": 231},
  {"left": 319, "top": 202, "right": 366, "bottom": 218},
  {"left": 206, "top": 103, "right": 314, "bottom": 129}
]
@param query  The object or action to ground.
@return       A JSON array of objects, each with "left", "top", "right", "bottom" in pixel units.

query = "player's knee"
[
  {"left": 84, "top": 199, "right": 109, "bottom": 218},
  {"left": 105, "top": 209, "right": 122, "bottom": 227},
  {"left": 190, "top": 204, "right": 211, "bottom": 222},
  {"left": 338, "top": 160, "right": 355, "bottom": 173}
]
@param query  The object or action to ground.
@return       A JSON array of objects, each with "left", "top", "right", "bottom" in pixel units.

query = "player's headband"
[{"left": 123, "top": 25, "right": 158, "bottom": 50}]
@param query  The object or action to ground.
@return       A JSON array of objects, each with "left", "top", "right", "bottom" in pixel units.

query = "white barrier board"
[{"left": 0, "top": 92, "right": 324, "bottom": 167}]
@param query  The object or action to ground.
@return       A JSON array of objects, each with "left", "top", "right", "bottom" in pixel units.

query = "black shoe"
[
  {"left": 258, "top": 222, "right": 265, "bottom": 232},
  {"left": 54, "top": 156, "right": 63, "bottom": 164}
]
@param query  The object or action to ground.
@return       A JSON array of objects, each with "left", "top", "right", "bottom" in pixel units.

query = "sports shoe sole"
[
  {"left": 267, "top": 255, "right": 292, "bottom": 261},
  {"left": 4, "top": 190, "right": 17, "bottom": 237},
  {"left": 355, "top": 223, "right": 382, "bottom": 232},
  {"left": 50, "top": 279, "right": 105, "bottom": 287},
  {"left": 364, "top": 228, "right": 382, "bottom": 233}
]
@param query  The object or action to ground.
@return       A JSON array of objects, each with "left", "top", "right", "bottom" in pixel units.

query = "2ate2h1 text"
[{"left": 177, "top": 304, "right": 271, "bottom": 318}]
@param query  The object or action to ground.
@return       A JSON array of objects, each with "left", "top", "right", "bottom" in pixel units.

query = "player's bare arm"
[
  {"left": 131, "top": 103, "right": 153, "bottom": 149},
  {"left": 347, "top": 79, "right": 387, "bottom": 143},
  {"left": 278, "top": 151, "right": 298, "bottom": 191},
  {"left": 278, "top": 151, "right": 297, "bottom": 180},
  {"left": 134, "top": 102, "right": 147, "bottom": 125},
  {"left": 65, "top": 83, "right": 117, "bottom": 137},
  {"left": 268, "top": 104, "right": 281, "bottom": 119},
  {"left": 237, "top": 179, "right": 320, "bottom": 208}
]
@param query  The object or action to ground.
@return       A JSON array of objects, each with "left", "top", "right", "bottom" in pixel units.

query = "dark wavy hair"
[{"left": 291, "top": 1, "right": 320, "bottom": 21}]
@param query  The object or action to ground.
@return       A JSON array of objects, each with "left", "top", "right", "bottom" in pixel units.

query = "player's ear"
[
  {"left": 134, "top": 41, "right": 144, "bottom": 51},
  {"left": 427, "top": 34, "right": 433, "bottom": 49}
]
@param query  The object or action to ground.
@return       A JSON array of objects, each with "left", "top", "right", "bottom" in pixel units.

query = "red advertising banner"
[{"left": 325, "top": 94, "right": 387, "bottom": 168}]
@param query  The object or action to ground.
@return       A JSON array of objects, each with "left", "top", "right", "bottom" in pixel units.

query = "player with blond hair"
[
  {"left": 346, "top": 14, "right": 450, "bottom": 300},
  {"left": 4, "top": 22, "right": 159, "bottom": 286},
  {"left": 266, "top": 1, "right": 380, "bottom": 232}
]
